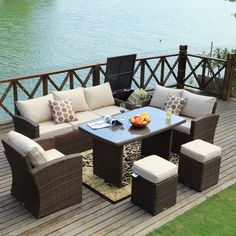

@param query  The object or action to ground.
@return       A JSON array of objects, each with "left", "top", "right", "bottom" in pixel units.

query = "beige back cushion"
[
  {"left": 180, "top": 90, "right": 216, "bottom": 118},
  {"left": 150, "top": 85, "right": 183, "bottom": 108},
  {"left": 28, "top": 147, "right": 48, "bottom": 167},
  {"left": 52, "top": 87, "right": 89, "bottom": 112},
  {"left": 16, "top": 94, "right": 54, "bottom": 123},
  {"left": 7, "top": 131, "right": 47, "bottom": 167},
  {"left": 84, "top": 83, "right": 115, "bottom": 110}
]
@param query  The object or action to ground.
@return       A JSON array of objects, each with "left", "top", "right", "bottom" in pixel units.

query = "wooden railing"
[{"left": 0, "top": 45, "right": 235, "bottom": 122}]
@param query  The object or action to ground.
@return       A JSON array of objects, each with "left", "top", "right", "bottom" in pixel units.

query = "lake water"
[{"left": 0, "top": 0, "right": 236, "bottom": 80}]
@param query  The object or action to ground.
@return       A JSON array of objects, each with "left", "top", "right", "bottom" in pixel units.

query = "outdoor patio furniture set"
[
  {"left": 2, "top": 55, "right": 221, "bottom": 218},
  {"left": 2, "top": 81, "right": 221, "bottom": 218}
]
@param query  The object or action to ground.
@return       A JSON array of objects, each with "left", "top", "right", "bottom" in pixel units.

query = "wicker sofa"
[
  {"left": 149, "top": 85, "right": 219, "bottom": 154},
  {"left": 13, "top": 83, "right": 219, "bottom": 155},
  {"left": 13, "top": 82, "right": 130, "bottom": 155}
]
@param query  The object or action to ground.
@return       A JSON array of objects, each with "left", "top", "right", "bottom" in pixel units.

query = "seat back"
[{"left": 105, "top": 54, "right": 137, "bottom": 92}]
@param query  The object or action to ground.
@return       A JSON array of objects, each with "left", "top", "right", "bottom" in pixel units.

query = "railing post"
[
  {"left": 223, "top": 54, "right": 236, "bottom": 100},
  {"left": 201, "top": 58, "right": 207, "bottom": 89},
  {"left": 92, "top": 65, "right": 100, "bottom": 86},
  {"left": 140, "top": 59, "right": 145, "bottom": 88},
  {"left": 160, "top": 57, "right": 165, "bottom": 86},
  {"left": 69, "top": 70, "right": 74, "bottom": 89},
  {"left": 42, "top": 75, "right": 48, "bottom": 95},
  {"left": 12, "top": 80, "right": 18, "bottom": 114},
  {"left": 177, "top": 45, "right": 188, "bottom": 89}
]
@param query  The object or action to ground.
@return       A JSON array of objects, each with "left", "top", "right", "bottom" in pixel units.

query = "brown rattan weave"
[
  {"left": 93, "top": 138, "right": 124, "bottom": 187},
  {"left": 2, "top": 137, "right": 83, "bottom": 218},
  {"left": 172, "top": 113, "right": 219, "bottom": 154},
  {"left": 131, "top": 175, "right": 177, "bottom": 215},
  {"left": 178, "top": 153, "right": 221, "bottom": 192}
]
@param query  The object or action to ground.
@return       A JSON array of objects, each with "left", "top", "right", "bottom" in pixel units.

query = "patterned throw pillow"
[
  {"left": 162, "top": 93, "right": 187, "bottom": 115},
  {"left": 127, "top": 88, "right": 151, "bottom": 104},
  {"left": 49, "top": 99, "right": 77, "bottom": 124}
]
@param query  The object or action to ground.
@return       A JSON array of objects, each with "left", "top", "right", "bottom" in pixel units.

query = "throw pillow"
[
  {"left": 49, "top": 99, "right": 77, "bottom": 124},
  {"left": 127, "top": 88, "right": 151, "bottom": 104},
  {"left": 150, "top": 84, "right": 183, "bottom": 108},
  {"left": 27, "top": 147, "right": 48, "bottom": 167},
  {"left": 162, "top": 93, "right": 187, "bottom": 115}
]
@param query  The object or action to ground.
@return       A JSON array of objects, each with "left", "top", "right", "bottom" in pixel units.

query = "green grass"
[{"left": 147, "top": 184, "right": 236, "bottom": 236}]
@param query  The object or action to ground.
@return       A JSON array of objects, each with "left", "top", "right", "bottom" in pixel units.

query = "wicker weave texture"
[
  {"left": 178, "top": 153, "right": 221, "bottom": 192},
  {"left": 172, "top": 114, "right": 219, "bottom": 154},
  {"left": 93, "top": 138, "right": 124, "bottom": 187},
  {"left": 142, "top": 130, "right": 172, "bottom": 160},
  {"left": 131, "top": 175, "right": 177, "bottom": 215},
  {"left": 2, "top": 138, "right": 83, "bottom": 218}
]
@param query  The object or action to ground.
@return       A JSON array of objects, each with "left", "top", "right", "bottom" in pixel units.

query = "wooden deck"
[{"left": 0, "top": 99, "right": 236, "bottom": 236}]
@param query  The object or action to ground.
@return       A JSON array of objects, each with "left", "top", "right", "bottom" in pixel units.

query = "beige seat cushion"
[
  {"left": 69, "top": 111, "right": 101, "bottom": 130},
  {"left": 150, "top": 85, "right": 183, "bottom": 109},
  {"left": 39, "top": 120, "right": 73, "bottom": 138},
  {"left": 180, "top": 90, "right": 216, "bottom": 118},
  {"left": 174, "top": 116, "right": 192, "bottom": 135},
  {"left": 181, "top": 139, "right": 222, "bottom": 163},
  {"left": 132, "top": 155, "right": 178, "bottom": 183},
  {"left": 84, "top": 83, "right": 115, "bottom": 110},
  {"left": 16, "top": 94, "right": 54, "bottom": 123},
  {"left": 93, "top": 105, "right": 121, "bottom": 117},
  {"left": 52, "top": 87, "right": 89, "bottom": 112},
  {"left": 45, "top": 149, "right": 65, "bottom": 162}
]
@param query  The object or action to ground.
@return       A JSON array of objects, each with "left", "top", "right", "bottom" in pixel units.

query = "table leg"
[
  {"left": 93, "top": 138, "right": 124, "bottom": 188},
  {"left": 141, "top": 130, "right": 173, "bottom": 160}
]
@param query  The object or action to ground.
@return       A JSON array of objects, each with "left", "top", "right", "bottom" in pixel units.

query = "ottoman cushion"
[
  {"left": 132, "top": 155, "right": 177, "bottom": 183},
  {"left": 181, "top": 139, "right": 221, "bottom": 163}
]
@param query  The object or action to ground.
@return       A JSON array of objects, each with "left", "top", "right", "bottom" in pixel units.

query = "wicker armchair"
[{"left": 2, "top": 137, "right": 83, "bottom": 218}]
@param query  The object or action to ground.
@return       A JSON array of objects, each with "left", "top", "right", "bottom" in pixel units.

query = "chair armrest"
[
  {"left": 31, "top": 154, "right": 82, "bottom": 190},
  {"left": 114, "top": 98, "right": 151, "bottom": 110},
  {"left": 35, "top": 137, "right": 56, "bottom": 150},
  {"left": 190, "top": 114, "right": 220, "bottom": 142},
  {"left": 13, "top": 115, "right": 40, "bottom": 138}
]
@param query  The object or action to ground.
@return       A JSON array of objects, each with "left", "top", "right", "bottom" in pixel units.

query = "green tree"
[{"left": 227, "top": 0, "right": 236, "bottom": 17}]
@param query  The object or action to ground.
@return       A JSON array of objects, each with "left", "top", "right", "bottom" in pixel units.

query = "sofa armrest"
[
  {"left": 13, "top": 115, "right": 40, "bottom": 139},
  {"left": 190, "top": 114, "right": 220, "bottom": 143},
  {"left": 114, "top": 98, "right": 151, "bottom": 110},
  {"left": 35, "top": 137, "right": 56, "bottom": 150},
  {"left": 31, "top": 153, "right": 82, "bottom": 190}
]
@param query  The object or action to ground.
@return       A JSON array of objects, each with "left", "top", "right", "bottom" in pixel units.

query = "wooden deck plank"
[{"left": 0, "top": 99, "right": 236, "bottom": 236}]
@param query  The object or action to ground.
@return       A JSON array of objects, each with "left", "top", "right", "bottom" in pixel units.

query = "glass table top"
[{"left": 79, "top": 106, "right": 186, "bottom": 146}]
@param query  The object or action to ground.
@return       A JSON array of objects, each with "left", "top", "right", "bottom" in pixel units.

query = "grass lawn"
[{"left": 147, "top": 183, "right": 236, "bottom": 236}]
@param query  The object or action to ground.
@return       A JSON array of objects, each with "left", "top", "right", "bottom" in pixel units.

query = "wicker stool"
[
  {"left": 179, "top": 139, "right": 221, "bottom": 192},
  {"left": 131, "top": 155, "right": 178, "bottom": 215}
]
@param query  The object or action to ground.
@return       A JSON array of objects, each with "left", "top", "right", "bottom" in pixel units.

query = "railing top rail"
[
  {"left": 187, "top": 53, "right": 226, "bottom": 63},
  {"left": 0, "top": 62, "right": 106, "bottom": 84},
  {"left": 0, "top": 52, "right": 228, "bottom": 84},
  {"left": 0, "top": 54, "right": 180, "bottom": 84}
]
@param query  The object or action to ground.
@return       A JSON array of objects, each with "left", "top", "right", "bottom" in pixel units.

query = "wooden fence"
[{"left": 0, "top": 45, "right": 236, "bottom": 121}]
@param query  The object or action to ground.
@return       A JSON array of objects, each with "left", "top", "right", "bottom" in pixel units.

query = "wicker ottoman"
[
  {"left": 131, "top": 155, "right": 178, "bottom": 215},
  {"left": 179, "top": 139, "right": 221, "bottom": 192}
]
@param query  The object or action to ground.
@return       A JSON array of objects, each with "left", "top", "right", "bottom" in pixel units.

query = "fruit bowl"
[
  {"left": 130, "top": 122, "right": 150, "bottom": 128},
  {"left": 129, "top": 112, "right": 151, "bottom": 128}
]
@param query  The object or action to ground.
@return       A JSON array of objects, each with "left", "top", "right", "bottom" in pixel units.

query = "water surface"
[{"left": 0, "top": 0, "right": 236, "bottom": 80}]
